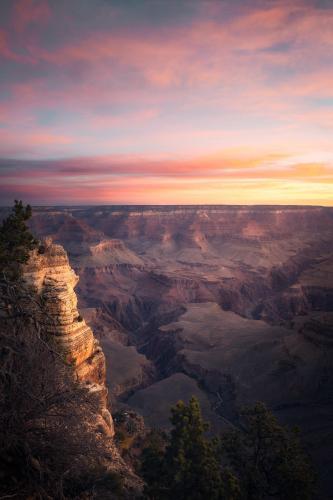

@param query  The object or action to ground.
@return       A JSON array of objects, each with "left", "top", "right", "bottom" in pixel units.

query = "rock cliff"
[{"left": 23, "top": 238, "right": 114, "bottom": 436}]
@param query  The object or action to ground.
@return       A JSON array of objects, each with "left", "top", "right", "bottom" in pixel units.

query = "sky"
[{"left": 0, "top": 0, "right": 333, "bottom": 206}]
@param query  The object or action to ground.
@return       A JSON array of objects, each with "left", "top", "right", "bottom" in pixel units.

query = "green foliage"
[
  {"left": 141, "top": 397, "right": 240, "bottom": 500},
  {"left": 166, "top": 397, "right": 224, "bottom": 499},
  {"left": 141, "top": 399, "right": 315, "bottom": 500},
  {"left": 141, "top": 430, "right": 168, "bottom": 499},
  {"left": 220, "top": 402, "right": 316, "bottom": 500},
  {"left": 0, "top": 200, "right": 38, "bottom": 279}
]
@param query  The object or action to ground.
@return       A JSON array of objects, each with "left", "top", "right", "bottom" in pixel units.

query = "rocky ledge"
[{"left": 23, "top": 238, "right": 114, "bottom": 436}]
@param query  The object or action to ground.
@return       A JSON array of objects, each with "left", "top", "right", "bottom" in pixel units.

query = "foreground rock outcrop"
[
  {"left": 21, "top": 238, "right": 146, "bottom": 495},
  {"left": 23, "top": 238, "right": 114, "bottom": 436}
]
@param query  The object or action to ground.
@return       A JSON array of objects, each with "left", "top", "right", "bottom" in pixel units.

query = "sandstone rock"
[{"left": 23, "top": 238, "right": 114, "bottom": 436}]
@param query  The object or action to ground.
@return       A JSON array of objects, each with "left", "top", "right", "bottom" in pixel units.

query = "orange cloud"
[{"left": 1, "top": 150, "right": 332, "bottom": 206}]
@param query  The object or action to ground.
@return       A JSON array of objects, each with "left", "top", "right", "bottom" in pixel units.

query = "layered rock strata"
[{"left": 23, "top": 238, "right": 114, "bottom": 436}]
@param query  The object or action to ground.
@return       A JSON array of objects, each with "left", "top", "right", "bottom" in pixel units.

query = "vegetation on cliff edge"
[
  {"left": 0, "top": 202, "right": 123, "bottom": 498},
  {"left": 0, "top": 200, "right": 38, "bottom": 280}
]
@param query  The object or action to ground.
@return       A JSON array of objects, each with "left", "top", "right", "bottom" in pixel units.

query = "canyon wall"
[{"left": 23, "top": 237, "right": 114, "bottom": 436}]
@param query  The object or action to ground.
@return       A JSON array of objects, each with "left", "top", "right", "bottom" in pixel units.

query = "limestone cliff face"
[{"left": 23, "top": 238, "right": 114, "bottom": 436}]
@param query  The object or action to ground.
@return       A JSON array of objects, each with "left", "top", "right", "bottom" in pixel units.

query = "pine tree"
[
  {"left": 221, "top": 402, "right": 316, "bottom": 500},
  {"left": 141, "top": 397, "right": 240, "bottom": 500},
  {"left": 141, "top": 431, "right": 168, "bottom": 499},
  {"left": 166, "top": 397, "right": 224, "bottom": 499},
  {"left": 0, "top": 200, "right": 38, "bottom": 279}
]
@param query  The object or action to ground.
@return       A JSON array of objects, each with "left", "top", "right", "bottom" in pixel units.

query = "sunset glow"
[{"left": 0, "top": 0, "right": 333, "bottom": 205}]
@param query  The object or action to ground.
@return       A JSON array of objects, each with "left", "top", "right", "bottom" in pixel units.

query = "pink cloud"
[
  {"left": 13, "top": 2, "right": 330, "bottom": 89},
  {"left": 0, "top": 30, "right": 16, "bottom": 60},
  {"left": 1, "top": 2, "right": 332, "bottom": 110},
  {"left": 0, "top": 129, "right": 73, "bottom": 157},
  {"left": 0, "top": 29, "right": 34, "bottom": 63},
  {"left": 2, "top": 151, "right": 332, "bottom": 185},
  {"left": 90, "top": 109, "right": 159, "bottom": 129},
  {"left": 13, "top": 0, "right": 50, "bottom": 33}
]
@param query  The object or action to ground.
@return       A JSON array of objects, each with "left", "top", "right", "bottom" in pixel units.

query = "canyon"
[{"left": 14, "top": 205, "right": 333, "bottom": 496}]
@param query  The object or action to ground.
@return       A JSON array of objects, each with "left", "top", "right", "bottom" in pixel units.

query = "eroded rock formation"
[{"left": 23, "top": 237, "right": 114, "bottom": 436}]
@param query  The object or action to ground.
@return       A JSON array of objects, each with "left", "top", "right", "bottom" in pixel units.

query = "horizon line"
[{"left": 1, "top": 203, "right": 332, "bottom": 209}]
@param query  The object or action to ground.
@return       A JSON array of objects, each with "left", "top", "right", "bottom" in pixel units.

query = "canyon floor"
[{"left": 13, "top": 205, "right": 333, "bottom": 497}]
